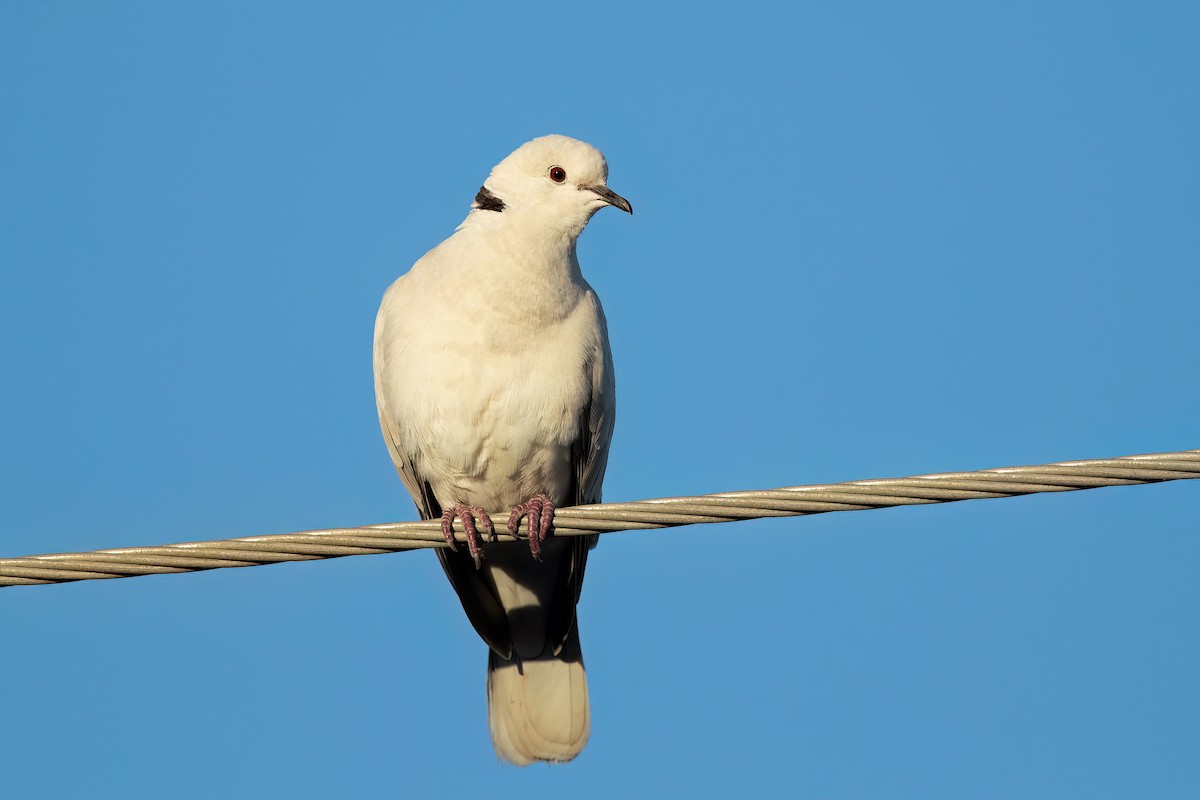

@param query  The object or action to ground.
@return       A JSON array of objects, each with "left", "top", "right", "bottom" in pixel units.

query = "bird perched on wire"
[{"left": 373, "top": 135, "right": 631, "bottom": 765}]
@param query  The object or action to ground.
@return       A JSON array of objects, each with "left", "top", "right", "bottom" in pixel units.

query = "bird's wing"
[
  {"left": 372, "top": 313, "right": 438, "bottom": 520},
  {"left": 543, "top": 328, "right": 615, "bottom": 646},
  {"left": 569, "top": 311, "right": 616, "bottom": 572},
  {"left": 573, "top": 315, "right": 617, "bottom": 510}
]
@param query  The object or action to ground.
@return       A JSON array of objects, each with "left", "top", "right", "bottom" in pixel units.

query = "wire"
[{"left": 2, "top": 448, "right": 1196, "bottom": 587}]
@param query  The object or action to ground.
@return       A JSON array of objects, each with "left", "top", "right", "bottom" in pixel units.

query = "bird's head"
[{"left": 473, "top": 135, "right": 632, "bottom": 236}]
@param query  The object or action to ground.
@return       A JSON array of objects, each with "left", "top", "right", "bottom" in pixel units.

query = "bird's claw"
[
  {"left": 507, "top": 494, "right": 555, "bottom": 561},
  {"left": 441, "top": 504, "right": 496, "bottom": 569}
]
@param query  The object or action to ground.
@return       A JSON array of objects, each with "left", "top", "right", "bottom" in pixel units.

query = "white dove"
[{"left": 373, "top": 135, "right": 630, "bottom": 765}]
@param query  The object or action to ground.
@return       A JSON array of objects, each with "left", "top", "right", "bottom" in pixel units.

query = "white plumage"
[{"left": 373, "top": 135, "right": 629, "bottom": 764}]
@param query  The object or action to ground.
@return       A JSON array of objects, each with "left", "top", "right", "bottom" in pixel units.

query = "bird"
[{"left": 372, "top": 135, "right": 631, "bottom": 765}]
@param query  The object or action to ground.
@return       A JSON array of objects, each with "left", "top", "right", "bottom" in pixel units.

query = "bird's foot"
[
  {"left": 441, "top": 504, "right": 496, "bottom": 569},
  {"left": 507, "top": 494, "right": 555, "bottom": 562}
]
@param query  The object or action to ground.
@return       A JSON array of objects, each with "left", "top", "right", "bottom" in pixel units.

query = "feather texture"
[{"left": 372, "top": 135, "right": 626, "bottom": 764}]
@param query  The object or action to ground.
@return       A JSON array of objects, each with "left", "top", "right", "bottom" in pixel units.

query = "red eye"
[{"left": 549, "top": 166, "right": 567, "bottom": 183}]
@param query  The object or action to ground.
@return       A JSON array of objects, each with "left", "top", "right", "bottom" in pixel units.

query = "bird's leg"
[
  {"left": 507, "top": 493, "right": 555, "bottom": 562},
  {"left": 441, "top": 505, "right": 496, "bottom": 569}
]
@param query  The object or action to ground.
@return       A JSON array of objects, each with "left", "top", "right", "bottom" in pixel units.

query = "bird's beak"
[{"left": 588, "top": 184, "right": 633, "bottom": 215}]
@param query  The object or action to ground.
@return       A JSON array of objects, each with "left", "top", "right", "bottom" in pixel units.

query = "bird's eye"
[{"left": 549, "top": 166, "right": 567, "bottom": 183}]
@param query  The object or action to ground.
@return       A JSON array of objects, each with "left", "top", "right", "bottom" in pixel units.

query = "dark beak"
[{"left": 588, "top": 184, "right": 633, "bottom": 214}]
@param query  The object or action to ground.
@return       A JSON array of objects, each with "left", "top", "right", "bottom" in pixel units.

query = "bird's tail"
[{"left": 487, "top": 625, "right": 590, "bottom": 766}]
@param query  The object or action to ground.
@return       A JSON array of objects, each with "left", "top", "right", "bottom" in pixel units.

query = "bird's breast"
[{"left": 379, "top": 266, "right": 603, "bottom": 511}]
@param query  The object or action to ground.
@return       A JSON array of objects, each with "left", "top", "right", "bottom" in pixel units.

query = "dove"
[{"left": 373, "top": 135, "right": 630, "bottom": 765}]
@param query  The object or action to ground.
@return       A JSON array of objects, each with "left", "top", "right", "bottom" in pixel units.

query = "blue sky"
[{"left": 2, "top": 2, "right": 1198, "bottom": 797}]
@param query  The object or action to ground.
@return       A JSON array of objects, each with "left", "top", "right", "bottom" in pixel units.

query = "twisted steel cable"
[{"left": 2, "top": 448, "right": 1197, "bottom": 588}]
